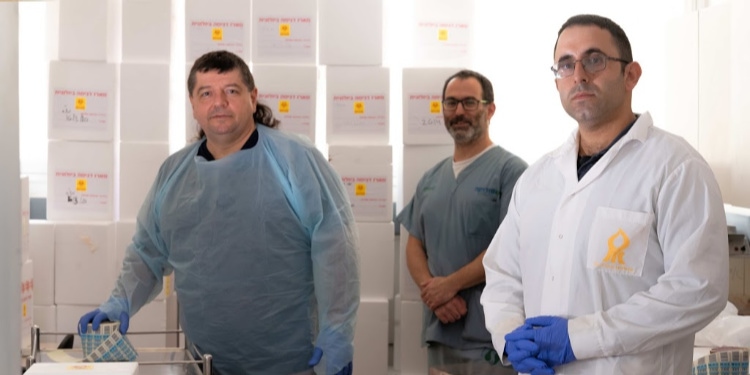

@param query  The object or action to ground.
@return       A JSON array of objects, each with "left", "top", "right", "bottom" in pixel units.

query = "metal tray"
[{"left": 24, "top": 325, "right": 213, "bottom": 375}]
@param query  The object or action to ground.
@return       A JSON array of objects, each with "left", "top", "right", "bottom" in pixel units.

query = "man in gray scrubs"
[{"left": 397, "top": 69, "right": 527, "bottom": 373}]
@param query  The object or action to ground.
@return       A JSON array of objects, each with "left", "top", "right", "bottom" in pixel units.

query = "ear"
[
  {"left": 486, "top": 102, "right": 496, "bottom": 121},
  {"left": 624, "top": 61, "right": 642, "bottom": 91},
  {"left": 250, "top": 87, "right": 258, "bottom": 104}
]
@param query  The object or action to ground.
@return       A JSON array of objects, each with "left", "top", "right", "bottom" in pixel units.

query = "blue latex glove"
[
  {"left": 515, "top": 357, "right": 556, "bottom": 375},
  {"left": 506, "top": 338, "right": 539, "bottom": 363},
  {"left": 308, "top": 346, "right": 353, "bottom": 375},
  {"left": 506, "top": 316, "right": 576, "bottom": 368},
  {"left": 506, "top": 324, "right": 554, "bottom": 374},
  {"left": 78, "top": 309, "right": 129, "bottom": 335}
]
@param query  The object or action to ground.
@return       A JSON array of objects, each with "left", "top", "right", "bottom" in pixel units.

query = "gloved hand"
[
  {"left": 78, "top": 309, "right": 130, "bottom": 335},
  {"left": 506, "top": 316, "right": 576, "bottom": 368},
  {"left": 308, "top": 346, "right": 353, "bottom": 375},
  {"left": 513, "top": 357, "right": 556, "bottom": 375},
  {"left": 505, "top": 324, "right": 555, "bottom": 374}
]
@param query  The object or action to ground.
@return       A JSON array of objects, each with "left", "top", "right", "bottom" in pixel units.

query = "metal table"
[{"left": 24, "top": 325, "right": 213, "bottom": 375}]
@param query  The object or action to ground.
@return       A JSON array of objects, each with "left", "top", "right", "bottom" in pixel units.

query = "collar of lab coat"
[{"left": 552, "top": 111, "right": 654, "bottom": 193}]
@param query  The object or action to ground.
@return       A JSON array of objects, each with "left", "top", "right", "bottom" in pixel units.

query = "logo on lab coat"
[{"left": 594, "top": 228, "right": 634, "bottom": 273}]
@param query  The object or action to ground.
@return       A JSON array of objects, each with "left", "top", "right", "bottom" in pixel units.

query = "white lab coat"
[{"left": 481, "top": 112, "right": 728, "bottom": 375}]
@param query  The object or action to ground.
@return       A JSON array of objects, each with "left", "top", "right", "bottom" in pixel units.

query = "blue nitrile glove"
[
  {"left": 506, "top": 338, "right": 539, "bottom": 363},
  {"left": 506, "top": 325, "right": 554, "bottom": 374},
  {"left": 515, "top": 357, "right": 557, "bottom": 375},
  {"left": 78, "top": 309, "right": 130, "bottom": 335},
  {"left": 507, "top": 316, "right": 576, "bottom": 368},
  {"left": 308, "top": 346, "right": 353, "bottom": 375}
]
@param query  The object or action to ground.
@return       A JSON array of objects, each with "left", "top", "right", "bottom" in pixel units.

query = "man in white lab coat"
[{"left": 480, "top": 14, "right": 729, "bottom": 375}]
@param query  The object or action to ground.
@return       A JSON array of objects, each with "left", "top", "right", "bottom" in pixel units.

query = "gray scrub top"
[{"left": 397, "top": 145, "right": 527, "bottom": 350}]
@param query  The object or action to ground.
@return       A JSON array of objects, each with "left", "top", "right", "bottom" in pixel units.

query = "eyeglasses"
[
  {"left": 442, "top": 97, "right": 488, "bottom": 111},
  {"left": 550, "top": 51, "right": 631, "bottom": 79}
]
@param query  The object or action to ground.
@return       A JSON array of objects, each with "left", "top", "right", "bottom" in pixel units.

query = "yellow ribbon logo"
[{"left": 602, "top": 228, "right": 630, "bottom": 264}]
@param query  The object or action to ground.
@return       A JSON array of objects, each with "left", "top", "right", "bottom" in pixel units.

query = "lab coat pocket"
[{"left": 586, "top": 207, "right": 653, "bottom": 277}]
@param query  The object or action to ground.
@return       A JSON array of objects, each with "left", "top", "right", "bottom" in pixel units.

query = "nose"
[
  {"left": 572, "top": 60, "right": 589, "bottom": 83},
  {"left": 453, "top": 102, "right": 467, "bottom": 115},
  {"left": 212, "top": 90, "right": 228, "bottom": 107}
]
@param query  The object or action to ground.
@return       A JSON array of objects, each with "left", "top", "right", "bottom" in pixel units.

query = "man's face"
[
  {"left": 554, "top": 25, "right": 629, "bottom": 127},
  {"left": 189, "top": 68, "right": 257, "bottom": 141},
  {"left": 442, "top": 77, "right": 495, "bottom": 145}
]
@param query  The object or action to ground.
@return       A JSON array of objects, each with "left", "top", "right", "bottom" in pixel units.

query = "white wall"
[
  {"left": 1, "top": 2, "right": 22, "bottom": 373},
  {"left": 474, "top": 0, "right": 684, "bottom": 164}
]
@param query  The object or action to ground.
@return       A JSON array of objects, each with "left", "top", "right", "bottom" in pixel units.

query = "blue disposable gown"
[{"left": 100, "top": 125, "right": 360, "bottom": 374}]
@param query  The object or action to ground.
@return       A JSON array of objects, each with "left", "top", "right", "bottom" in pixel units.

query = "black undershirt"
[
  {"left": 576, "top": 115, "right": 638, "bottom": 180},
  {"left": 197, "top": 128, "right": 259, "bottom": 161}
]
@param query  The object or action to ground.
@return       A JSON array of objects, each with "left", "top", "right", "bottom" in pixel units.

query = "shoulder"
[
  {"left": 420, "top": 156, "right": 453, "bottom": 181},
  {"left": 486, "top": 146, "right": 529, "bottom": 171},
  {"left": 258, "top": 125, "right": 320, "bottom": 158},
  {"left": 157, "top": 142, "right": 199, "bottom": 176}
]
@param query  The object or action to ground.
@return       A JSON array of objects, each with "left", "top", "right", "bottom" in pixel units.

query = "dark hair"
[
  {"left": 187, "top": 50, "right": 279, "bottom": 139},
  {"left": 441, "top": 69, "right": 494, "bottom": 103},
  {"left": 554, "top": 14, "right": 633, "bottom": 72}
]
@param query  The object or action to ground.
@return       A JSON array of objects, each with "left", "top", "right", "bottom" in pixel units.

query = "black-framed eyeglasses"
[
  {"left": 442, "top": 97, "right": 488, "bottom": 111},
  {"left": 550, "top": 51, "right": 631, "bottom": 79}
]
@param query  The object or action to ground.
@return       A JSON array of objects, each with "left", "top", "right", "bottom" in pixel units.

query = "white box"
[
  {"left": 319, "top": 0, "right": 383, "bottom": 65},
  {"left": 402, "top": 68, "right": 461, "bottom": 145},
  {"left": 252, "top": 65, "right": 318, "bottom": 142},
  {"left": 120, "top": 63, "right": 170, "bottom": 143},
  {"left": 30, "top": 220, "right": 55, "bottom": 306},
  {"left": 128, "top": 300, "right": 168, "bottom": 348},
  {"left": 399, "top": 226, "right": 422, "bottom": 301},
  {"left": 394, "top": 297, "right": 428, "bottom": 373},
  {"left": 47, "top": 141, "right": 115, "bottom": 221},
  {"left": 115, "top": 221, "right": 173, "bottom": 301},
  {"left": 21, "top": 259, "right": 34, "bottom": 352},
  {"left": 326, "top": 67, "right": 390, "bottom": 146},
  {"left": 185, "top": 0, "right": 252, "bottom": 62},
  {"left": 356, "top": 223, "right": 395, "bottom": 299},
  {"left": 353, "top": 298, "right": 389, "bottom": 375},
  {"left": 48, "top": 61, "right": 118, "bottom": 142},
  {"left": 21, "top": 175, "right": 30, "bottom": 260},
  {"left": 54, "top": 223, "right": 117, "bottom": 306},
  {"left": 332, "top": 164, "right": 392, "bottom": 222},
  {"left": 122, "top": 0, "right": 172, "bottom": 63},
  {"left": 402, "top": 145, "right": 453, "bottom": 205},
  {"left": 252, "top": 0, "right": 317, "bottom": 64},
  {"left": 58, "top": 0, "right": 121, "bottom": 62},
  {"left": 25, "top": 363, "right": 138, "bottom": 375},
  {"left": 327, "top": 145, "right": 392, "bottom": 166},
  {"left": 410, "top": 0, "right": 475, "bottom": 67},
  {"left": 118, "top": 142, "right": 169, "bottom": 220},
  {"left": 33, "top": 305, "right": 58, "bottom": 344}
]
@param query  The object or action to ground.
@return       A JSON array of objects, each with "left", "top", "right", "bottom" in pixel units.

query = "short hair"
[
  {"left": 187, "top": 50, "right": 279, "bottom": 138},
  {"left": 554, "top": 14, "right": 633, "bottom": 65},
  {"left": 441, "top": 69, "right": 494, "bottom": 103}
]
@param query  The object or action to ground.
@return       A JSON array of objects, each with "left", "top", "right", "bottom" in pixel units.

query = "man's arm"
[
  {"left": 303, "top": 149, "right": 359, "bottom": 375},
  {"left": 405, "top": 234, "right": 432, "bottom": 287},
  {"left": 480, "top": 178, "right": 527, "bottom": 361},
  {"left": 420, "top": 250, "right": 487, "bottom": 310},
  {"left": 99, "top": 168, "right": 173, "bottom": 322}
]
